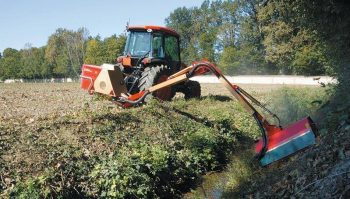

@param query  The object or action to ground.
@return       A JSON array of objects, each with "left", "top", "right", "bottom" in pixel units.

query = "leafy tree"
[
  {"left": 84, "top": 38, "right": 104, "bottom": 65},
  {"left": 257, "top": 0, "right": 332, "bottom": 75},
  {"left": 45, "top": 29, "right": 70, "bottom": 77},
  {"left": 166, "top": 6, "right": 195, "bottom": 63},
  {"left": 216, "top": 1, "right": 239, "bottom": 50},
  {"left": 219, "top": 46, "right": 239, "bottom": 74},
  {"left": 102, "top": 34, "right": 126, "bottom": 63},
  {"left": 166, "top": 0, "right": 274, "bottom": 74},
  {"left": 84, "top": 34, "right": 126, "bottom": 65},
  {"left": 198, "top": 29, "right": 217, "bottom": 62},
  {"left": 45, "top": 28, "right": 88, "bottom": 78},
  {"left": 62, "top": 27, "right": 89, "bottom": 75},
  {"left": 165, "top": 0, "right": 345, "bottom": 76},
  {"left": 20, "top": 45, "right": 49, "bottom": 79},
  {"left": 1, "top": 48, "right": 22, "bottom": 79}
]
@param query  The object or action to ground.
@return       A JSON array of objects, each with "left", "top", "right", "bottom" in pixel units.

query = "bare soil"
[
  {"left": 0, "top": 83, "right": 299, "bottom": 123},
  {"left": 0, "top": 83, "right": 113, "bottom": 124}
]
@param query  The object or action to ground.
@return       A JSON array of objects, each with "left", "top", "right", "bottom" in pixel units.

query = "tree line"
[
  {"left": 1, "top": 0, "right": 349, "bottom": 80},
  {"left": 165, "top": 0, "right": 340, "bottom": 75},
  {"left": 0, "top": 28, "right": 126, "bottom": 80}
]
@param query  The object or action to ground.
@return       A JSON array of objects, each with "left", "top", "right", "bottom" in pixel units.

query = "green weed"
[{"left": 3, "top": 86, "right": 326, "bottom": 199}]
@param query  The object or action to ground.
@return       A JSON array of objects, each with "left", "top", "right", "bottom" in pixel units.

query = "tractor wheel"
[
  {"left": 138, "top": 65, "right": 174, "bottom": 102},
  {"left": 183, "top": 80, "right": 201, "bottom": 99}
]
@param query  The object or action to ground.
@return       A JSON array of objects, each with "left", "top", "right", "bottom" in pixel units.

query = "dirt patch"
[
  {"left": 0, "top": 83, "right": 302, "bottom": 124},
  {"left": 0, "top": 83, "right": 114, "bottom": 123}
]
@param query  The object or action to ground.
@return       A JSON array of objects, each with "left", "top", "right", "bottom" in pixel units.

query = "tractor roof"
[{"left": 127, "top": 25, "right": 179, "bottom": 37}]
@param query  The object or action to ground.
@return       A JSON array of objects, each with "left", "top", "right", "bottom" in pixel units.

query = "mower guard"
[
  {"left": 81, "top": 64, "right": 127, "bottom": 97},
  {"left": 255, "top": 117, "right": 316, "bottom": 166}
]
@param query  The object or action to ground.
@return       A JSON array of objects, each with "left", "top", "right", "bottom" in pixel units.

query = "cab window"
[
  {"left": 152, "top": 33, "right": 164, "bottom": 58},
  {"left": 124, "top": 32, "right": 151, "bottom": 57},
  {"left": 165, "top": 35, "right": 180, "bottom": 61}
]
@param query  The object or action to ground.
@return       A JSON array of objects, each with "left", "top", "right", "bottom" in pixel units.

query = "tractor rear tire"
[
  {"left": 183, "top": 80, "right": 201, "bottom": 99},
  {"left": 138, "top": 65, "right": 174, "bottom": 102}
]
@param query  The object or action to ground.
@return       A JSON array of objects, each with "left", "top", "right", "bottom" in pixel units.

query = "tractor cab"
[
  {"left": 108, "top": 25, "right": 200, "bottom": 101},
  {"left": 120, "top": 26, "right": 182, "bottom": 72}
]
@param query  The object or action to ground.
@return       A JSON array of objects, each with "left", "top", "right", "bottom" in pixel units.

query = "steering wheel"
[{"left": 136, "top": 50, "right": 150, "bottom": 66}]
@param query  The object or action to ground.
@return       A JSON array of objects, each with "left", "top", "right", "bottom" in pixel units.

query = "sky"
[{"left": 0, "top": 0, "right": 204, "bottom": 53}]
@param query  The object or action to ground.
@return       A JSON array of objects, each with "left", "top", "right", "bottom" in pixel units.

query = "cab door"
[{"left": 164, "top": 34, "right": 181, "bottom": 72}]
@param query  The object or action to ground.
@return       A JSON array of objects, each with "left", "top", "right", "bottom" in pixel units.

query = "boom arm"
[{"left": 117, "top": 61, "right": 282, "bottom": 160}]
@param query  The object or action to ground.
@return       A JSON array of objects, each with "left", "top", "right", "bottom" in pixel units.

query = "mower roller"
[{"left": 80, "top": 26, "right": 317, "bottom": 166}]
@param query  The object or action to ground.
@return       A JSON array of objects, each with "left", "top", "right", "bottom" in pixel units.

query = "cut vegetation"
[{"left": 0, "top": 83, "right": 327, "bottom": 198}]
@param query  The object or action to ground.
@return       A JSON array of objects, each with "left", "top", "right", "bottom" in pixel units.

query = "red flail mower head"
[{"left": 255, "top": 117, "right": 317, "bottom": 166}]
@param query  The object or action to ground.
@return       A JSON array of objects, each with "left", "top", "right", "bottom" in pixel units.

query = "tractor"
[
  {"left": 114, "top": 25, "right": 200, "bottom": 101},
  {"left": 80, "top": 25, "right": 317, "bottom": 166}
]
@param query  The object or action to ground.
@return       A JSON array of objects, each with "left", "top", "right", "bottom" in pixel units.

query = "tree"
[
  {"left": 20, "top": 43, "right": 36, "bottom": 79},
  {"left": 20, "top": 44, "right": 48, "bottom": 79},
  {"left": 37, "top": 47, "right": 52, "bottom": 78},
  {"left": 84, "top": 38, "right": 104, "bottom": 65},
  {"left": 1, "top": 48, "right": 22, "bottom": 79},
  {"left": 84, "top": 34, "right": 126, "bottom": 65},
  {"left": 45, "top": 29, "right": 70, "bottom": 77},
  {"left": 45, "top": 28, "right": 89, "bottom": 78},
  {"left": 103, "top": 34, "right": 126, "bottom": 63},
  {"left": 198, "top": 29, "right": 217, "bottom": 62},
  {"left": 166, "top": 6, "right": 197, "bottom": 63},
  {"left": 62, "top": 27, "right": 89, "bottom": 76},
  {"left": 165, "top": 0, "right": 274, "bottom": 73},
  {"left": 257, "top": 0, "right": 331, "bottom": 75},
  {"left": 219, "top": 46, "right": 239, "bottom": 74}
]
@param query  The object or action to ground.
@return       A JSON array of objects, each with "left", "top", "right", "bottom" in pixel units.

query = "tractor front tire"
[
  {"left": 138, "top": 65, "right": 174, "bottom": 102},
  {"left": 183, "top": 80, "right": 201, "bottom": 99}
]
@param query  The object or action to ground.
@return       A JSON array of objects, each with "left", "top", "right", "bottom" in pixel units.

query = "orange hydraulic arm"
[{"left": 117, "top": 61, "right": 282, "bottom": 159}]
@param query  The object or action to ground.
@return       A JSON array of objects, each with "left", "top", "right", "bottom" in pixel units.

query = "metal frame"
[{"left": 80, "top": 75, "right": 94, "bottom": 94}]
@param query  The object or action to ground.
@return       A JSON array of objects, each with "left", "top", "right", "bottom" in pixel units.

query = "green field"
[{"left": 0, "top": 83, "right": 327, "bottom": 198}]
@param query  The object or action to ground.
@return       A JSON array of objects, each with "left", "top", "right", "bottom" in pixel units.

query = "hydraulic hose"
[
  {"left": 253, "top": 112, "right": 268, "bottom": 160},
  {"left": 186, "top": 62, "right": 221, "bottom": 78}
]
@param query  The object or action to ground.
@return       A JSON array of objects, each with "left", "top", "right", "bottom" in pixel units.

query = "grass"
[
  {"left": 184, "top": 86, "right": 328, "bottom": 199},
  {"left": 0, "top": 84, "right": 327, "bottom": 198}
]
